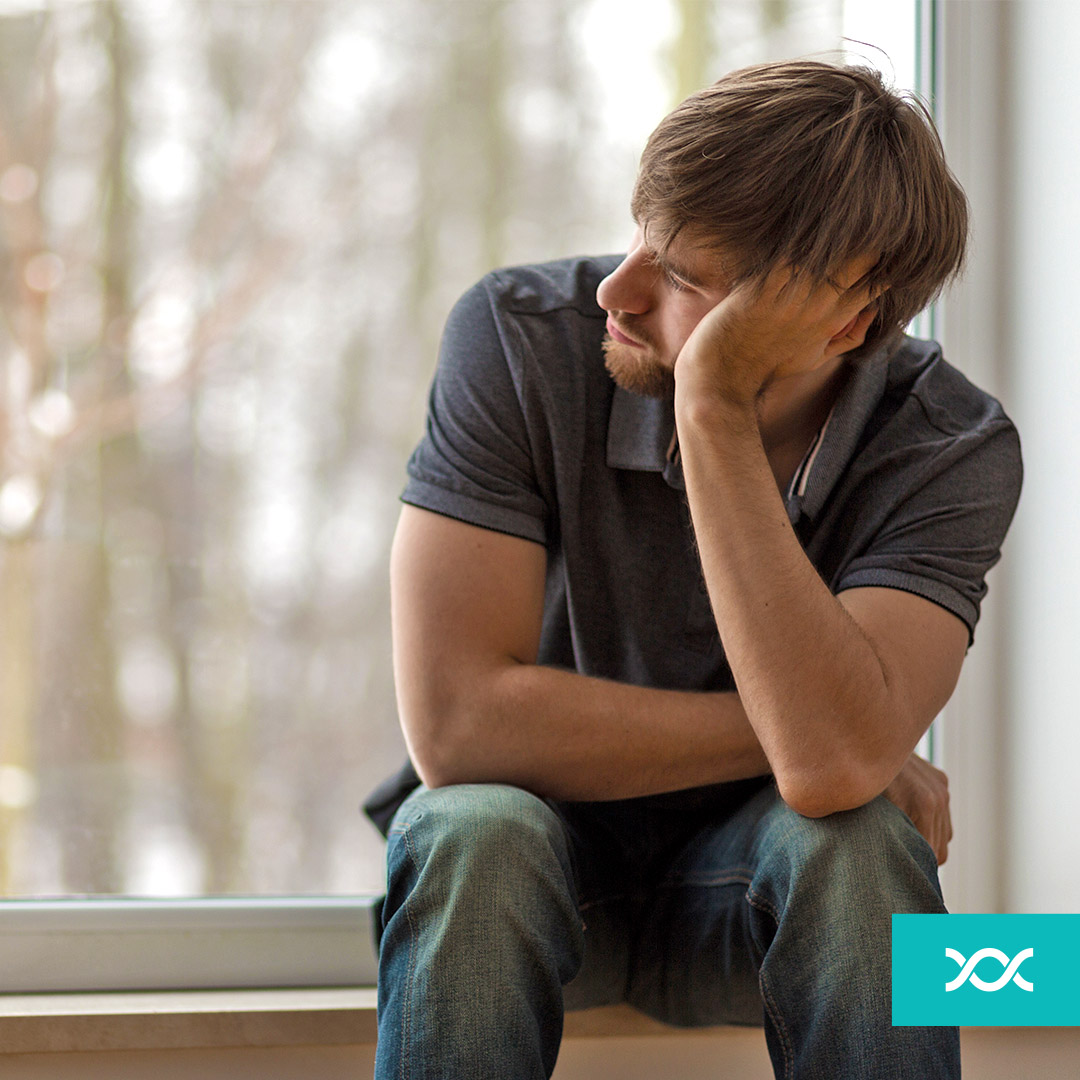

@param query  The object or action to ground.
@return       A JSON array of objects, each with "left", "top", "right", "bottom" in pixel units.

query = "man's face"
[{"left": 596, "top": 226, "right": 733, "bottom": 399}]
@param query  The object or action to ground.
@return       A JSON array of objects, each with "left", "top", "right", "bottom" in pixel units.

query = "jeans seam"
[
  {"left": 746, "top": 884, "right": 793, "bottom": 1080},
  {"left": 745, "top": 882, "right": 780, "bottom": 922},
  {"left": 398, "top": 822, "right": 420, "bottom": 1080}
]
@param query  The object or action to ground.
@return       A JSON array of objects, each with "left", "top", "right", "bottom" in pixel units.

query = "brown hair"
[{"left": 631, "top": 60, "right": 968, "bottom": 356}]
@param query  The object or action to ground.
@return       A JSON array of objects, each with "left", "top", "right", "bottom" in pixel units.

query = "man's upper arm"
[
  {"left": 837, "top": 585, "right": 969, "bottom": 784},
  {"left": 390, "top": 503, "right": 547, "bottom": 785},
  {"left": 830, "top": 396, "right": 1021, "bottom": 792}
]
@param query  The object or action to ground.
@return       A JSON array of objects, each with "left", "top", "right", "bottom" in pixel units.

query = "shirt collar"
[
  {"left": 605, "top": 341, "right": 892, "bottom": 516},
  {"left": 606, "top": 388, "right": 684, "bottom": 489},
  {"left": 787, "top": 344, "right": 889, "bottom": 522}
]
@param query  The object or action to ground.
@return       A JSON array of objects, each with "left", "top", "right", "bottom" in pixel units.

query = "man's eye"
[{"left": 664, "top": 269, "right": 690, "bottom": 293}]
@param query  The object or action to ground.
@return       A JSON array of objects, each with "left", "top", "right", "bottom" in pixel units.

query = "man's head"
[{"left": 599, "top": 59, "right": 968, "bottom": 397}]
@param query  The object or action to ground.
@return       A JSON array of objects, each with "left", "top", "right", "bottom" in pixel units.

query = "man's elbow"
[
  {"left": 404, "top": 717, "right": 462, "bottom": 790},
  {"left": 411, "top": 747, "right": 483, "bottom": 791},
  {"left": 401, "top": 695, "right": 488, "bottom": 791},
  {"left": 399, "top": 658, "right": 525, "bottom": 789},
  {"left": 777, "top": 764, "right": 886, "bottom": 819},
  {"left": 408, "top": 741, "right": 453, "bottom": 790}
]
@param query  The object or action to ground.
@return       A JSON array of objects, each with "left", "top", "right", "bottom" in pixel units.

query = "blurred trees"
[
  {"left": 0, "top": 0, "right": 623, "bottom": 896},
  {"left": 0, "top": 0, "right": 828, "bottom": 897}
]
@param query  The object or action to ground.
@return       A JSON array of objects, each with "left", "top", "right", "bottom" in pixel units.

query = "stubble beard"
[{"left": 601, "top": 334, "right": 676, "bottom": 400}]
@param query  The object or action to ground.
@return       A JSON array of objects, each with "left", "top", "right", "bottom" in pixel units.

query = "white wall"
[
  {"left": 934, "top": 0, "right": 1080, "bottom": 916},
  {"left": 996, "top": 0, "right": 1080, "bottom": 913},
  {"left": 934, "top": 0, "right": 1015, "bottom": 915}
]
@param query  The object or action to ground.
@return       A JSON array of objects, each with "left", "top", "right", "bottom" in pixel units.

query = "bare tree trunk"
[
  {"left": 55, "top": 0, "right": 137, "bottom": 893},
  {"left": 670, "top": 0, "right": 715, "bottom": 107},
  {"left": 0, "top": 541, "right": 36, "bottom": 896},
  {"left": 761, "top": 0, "right": 792, "bottom": 35},
  {"left": 473, "top": 1, "right": 509, "bottom": 275}
]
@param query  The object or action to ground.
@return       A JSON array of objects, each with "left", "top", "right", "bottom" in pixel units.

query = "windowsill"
[
  {"left": 0, "top": 898, "right": 381, "bottom": 995},
  {"left": 0, "top": 988, "right": 379, "bottom": 1055},
  {"left": 2, "top": 989, "right": 1073, "bottom": 1064},
  {"left": 0, "top": 989, "right": 730, "bottom": 1055}
]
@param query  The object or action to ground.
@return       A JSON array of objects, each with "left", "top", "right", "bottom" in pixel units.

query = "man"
[{"left": 367, "top": 60, "right": 1022, "bottom": 1079}]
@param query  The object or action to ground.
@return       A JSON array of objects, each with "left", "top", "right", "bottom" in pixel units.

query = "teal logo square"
[{"left": 892, "top": 914, "right": 1080, "bottom": 1026}]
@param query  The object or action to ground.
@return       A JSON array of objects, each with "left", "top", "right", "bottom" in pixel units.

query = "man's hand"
[
  {"left": 674, "top": 259, "right": 880, "bottom": 408},
  {"left": 882, "top": 753, "right": 953, "bottom": 865}
]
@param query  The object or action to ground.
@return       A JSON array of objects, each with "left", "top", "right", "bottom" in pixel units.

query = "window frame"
[{"left": 0, "top": 897, "right": 379, "bottom": 993}]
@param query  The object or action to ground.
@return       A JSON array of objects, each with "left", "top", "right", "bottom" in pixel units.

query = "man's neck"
[{"left": 758, "top": 356, "right": 852, "bottom": 491}]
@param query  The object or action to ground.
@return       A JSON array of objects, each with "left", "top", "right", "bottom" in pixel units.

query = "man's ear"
[{"left": 826, "top": 301, "right": 879, "bottom": 358}]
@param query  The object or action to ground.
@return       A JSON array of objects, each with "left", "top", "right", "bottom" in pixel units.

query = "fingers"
[
  {"left": 941, "top": 778, "right": 953, "bottom": 863},
  {"left": 916, "top": 809, "right": 948, "bottom": 865},
  {"left": 932, "top": 763, "right": 951, "bottom": 864},
  {"left": 891, "top": 752, "right": 952, "bottom": 864},
  {"left": 920, "top": 804, "right": 948, "bottom": 865},
  {"left": 935, "top": 803, "right": 950, "bottom": 864},
  {"left": 761, "top": 265, "right": 879, "bottom": 334},
  {"left": 831, "top": 251, "right": 884, "bottom": 294},
  {"left": 937, "top": 818, "right": 951, "bottom": 864}
]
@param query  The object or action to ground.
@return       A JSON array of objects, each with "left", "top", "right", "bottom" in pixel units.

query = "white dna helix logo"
[{"left": 945, "top": 947, "right": 1034, "bottom": 992}]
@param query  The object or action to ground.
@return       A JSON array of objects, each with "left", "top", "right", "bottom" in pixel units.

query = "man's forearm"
[
  {"left": 676, "top": 395, "right": 900, "bottom": 814},
  {"left": 666, "top": 266, "right": 970, "bottom": 816},
  {"left": 403, "top": 659, "right": 772, "bottom": 801},
  {"left": 391, "top": 504, "right": 772, "bottom": 802}
]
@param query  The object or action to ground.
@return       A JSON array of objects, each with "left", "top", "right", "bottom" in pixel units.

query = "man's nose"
[{"left": 596, "top": 248, "right": 654, "bottom": 315}]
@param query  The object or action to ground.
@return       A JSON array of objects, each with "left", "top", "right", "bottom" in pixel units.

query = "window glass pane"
[{"left": 0, "top": 0, "right": 914, "bottom": 898}]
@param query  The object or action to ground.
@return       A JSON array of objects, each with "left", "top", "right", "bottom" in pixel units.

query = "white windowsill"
[{"left": 0, "top": 898, "right": 380, "bottom": 994}]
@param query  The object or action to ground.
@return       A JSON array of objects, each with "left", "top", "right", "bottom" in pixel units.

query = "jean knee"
[
  {"left": 387, "top": 783, "right": 576, "bottom": 911},
  {"left": 831, "top": 795, "right": 939, "bottom": 876},
  {"left": 393, "top": 782, "right": 564, "bottom": 858},
  {"left": 755, "top": 794, "right": 944, "bottom": 914}
]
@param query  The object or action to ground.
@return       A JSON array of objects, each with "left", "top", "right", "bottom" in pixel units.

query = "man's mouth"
[{"left": 606, "top": 317, "right": 644, "bottom": 348}]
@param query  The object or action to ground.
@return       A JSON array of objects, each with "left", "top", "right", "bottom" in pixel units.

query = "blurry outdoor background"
[{"left": 0, "top": 0, "right": 911, "bottom": 898}]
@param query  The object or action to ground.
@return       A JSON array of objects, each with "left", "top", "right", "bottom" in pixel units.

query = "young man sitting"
[{"left": 368, "top": 59, "right": 1023, "bottom": 1080}]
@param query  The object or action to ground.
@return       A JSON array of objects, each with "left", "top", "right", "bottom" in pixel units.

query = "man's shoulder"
[
  {"left": 883, "top": 336, "right": 1016, "bottom": 441},
  {"left": 476, "top": 254, "right": 622, "bottom": 320},
  {"left": 435, "top": 255, "right": 621, "bottom": 421}
]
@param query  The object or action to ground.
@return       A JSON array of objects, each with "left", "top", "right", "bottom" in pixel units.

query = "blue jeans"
[{"left": 375, "top": 777, "right": 960, "bottom": 1079}]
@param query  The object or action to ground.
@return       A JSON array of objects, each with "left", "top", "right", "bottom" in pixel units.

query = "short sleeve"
[
  {"left": 402, "top": 277, "right": 549, "bottom": 545},
  {"left": 835, "top": 423, "right": 1022, "bottom": 642}
]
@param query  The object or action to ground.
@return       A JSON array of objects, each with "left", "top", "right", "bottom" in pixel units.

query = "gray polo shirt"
[
  {"left": 364, "top": 255, "right": 1021, "bottom": 831},
  {"left": 403, "top": 255, "right": 1021, "bottom": 689}
]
